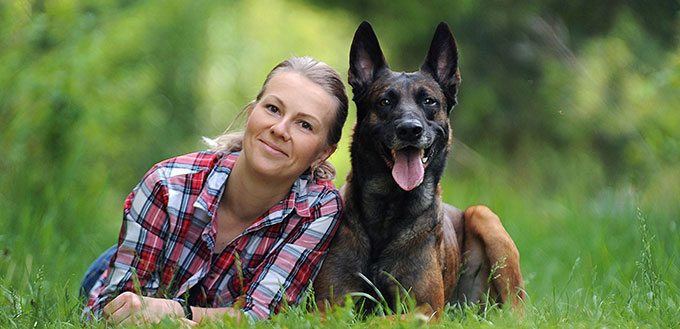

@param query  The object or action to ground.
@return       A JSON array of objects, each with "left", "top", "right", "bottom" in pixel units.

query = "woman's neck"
[{"left": 220, "top": 155, "right": 296, "bottom": 224}]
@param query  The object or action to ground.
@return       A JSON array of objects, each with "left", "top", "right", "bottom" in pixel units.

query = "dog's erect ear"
[
  {"left": 421, "top": 22, "right": 461, "bottom": 113},
  {"left": 348, "top": 21, "right": 389, "bottom": 94}
]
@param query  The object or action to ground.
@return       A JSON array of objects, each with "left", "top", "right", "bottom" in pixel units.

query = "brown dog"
[{"left": 313, "top": 21, "right": 525, "bottom": 317}]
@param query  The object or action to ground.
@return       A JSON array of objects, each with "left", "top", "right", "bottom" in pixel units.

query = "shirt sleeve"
[
  {"left": 82, "top": 165, "right": 170, "bottom": 320},
  {"left": 239, "top": 189, "right": 342, "bottom": 320}
]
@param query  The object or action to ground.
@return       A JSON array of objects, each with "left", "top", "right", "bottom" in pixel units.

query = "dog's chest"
[
  {"left": 356, "top": 220, "right": 442, "bottom": 303},
  {"left": 358, "top": 176, "right": 437, "bottom": 218}
]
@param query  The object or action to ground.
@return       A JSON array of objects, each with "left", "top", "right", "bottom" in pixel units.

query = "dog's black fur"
[{"left": 314, "top": 21, "right": 524, "bottom": 316}]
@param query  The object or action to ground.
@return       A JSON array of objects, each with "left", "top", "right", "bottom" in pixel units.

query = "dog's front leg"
[
  {"left": 313, "top": 223, "right": 370, "bottom": 311},
  {"left": 456, "top": 205, "right": 525, "bottom": 309}
]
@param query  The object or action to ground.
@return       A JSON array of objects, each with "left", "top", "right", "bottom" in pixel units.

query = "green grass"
[
  {"left": 1, "top": 158, "right": 678, "bottom": 328},
  {"left": 2, "top": 0, "right": 679, "bottom": 327}
]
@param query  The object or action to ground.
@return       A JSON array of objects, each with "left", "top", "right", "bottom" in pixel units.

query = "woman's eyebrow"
[
  {"left": 263, "top": 94, "right": 322, "bottom": 126},
  {"left": 297, "top": 112, "right": 322, "bottom": 126},
  {"left": 264, "top": 94, "right": 286, "bottom": 108}
]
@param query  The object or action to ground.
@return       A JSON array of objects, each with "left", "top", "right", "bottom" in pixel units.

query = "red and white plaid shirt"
[{"left": 83, "top": 151, "right": 342, "bottom": 320}]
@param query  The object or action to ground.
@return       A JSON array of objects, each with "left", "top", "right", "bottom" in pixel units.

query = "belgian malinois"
[{"left": 313, "top": 21, "right": 525, "bottom": 317}]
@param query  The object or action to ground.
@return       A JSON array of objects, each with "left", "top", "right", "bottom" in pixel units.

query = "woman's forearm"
[
  {"left": 190, "top": 305, "right": 244, "bottom": 324},
  {"left": 101, "top": 293, "right": 244, "bottom": 326}
]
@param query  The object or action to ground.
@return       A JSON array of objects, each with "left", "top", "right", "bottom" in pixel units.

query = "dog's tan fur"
[{"left": 313, "top": 21, "right": 525, "bottom": 318}]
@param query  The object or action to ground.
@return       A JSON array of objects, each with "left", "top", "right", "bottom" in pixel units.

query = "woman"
[{"left": 81, "top": 56, "right": 349, "bottom": 325}]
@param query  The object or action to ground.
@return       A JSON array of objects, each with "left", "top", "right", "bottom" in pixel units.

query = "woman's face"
[{"left": 242, "top": 71, "right": 337, "bottom": 182}]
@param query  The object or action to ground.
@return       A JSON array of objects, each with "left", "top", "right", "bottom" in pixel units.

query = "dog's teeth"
[{"left": 422, "top": 157, "right": 428, "bottom": 164}]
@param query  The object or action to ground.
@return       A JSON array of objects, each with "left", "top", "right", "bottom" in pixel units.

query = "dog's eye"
[
  {"left": 423, "top": 97, "right": 437, "bottom": 105},
  {"left": 379, "top": 98, "right": 391, "bottom": 107}
]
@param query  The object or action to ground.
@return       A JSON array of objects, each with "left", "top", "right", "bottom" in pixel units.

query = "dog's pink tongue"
[{"left": 392, "top": 148, "right": 424, "bottom": 191}]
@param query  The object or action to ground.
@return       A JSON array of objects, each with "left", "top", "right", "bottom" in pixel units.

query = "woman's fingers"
[
  {"left": 103, "top": 292, "right": 184, "bottom": 325},
  {"left": 102, "top": 293, "right": 126, "bottom": 318},
  {"left": 180, "top": 317, "right": 199, "bottom": 327},
  {"left": 103, "top": 291, "right": 143, "bottom": 324},
  {"left": 109, "top": 301, "right": 139, "bottom": 325}
]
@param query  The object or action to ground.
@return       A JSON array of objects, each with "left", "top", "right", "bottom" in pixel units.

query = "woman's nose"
[{"left": 270, "top": 120, "right": 291, "bottom": 141}]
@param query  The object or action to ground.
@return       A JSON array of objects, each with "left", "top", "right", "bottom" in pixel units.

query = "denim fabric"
[{"left": 80, "top": 245, "right": 116, "bottom": 298}]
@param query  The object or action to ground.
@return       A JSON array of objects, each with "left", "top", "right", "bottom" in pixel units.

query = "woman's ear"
[
  {"left": 313, "top": 144, "right": 337, "bottom": 168},
  {"left": 311, "top": 144, "right": 338, "bottom": 181},
  {"left": 247, "top": 101, "right": 256, "bottom": 116},
  {"left": 243, "top": 101, "right": 257, "bottom": 127}
]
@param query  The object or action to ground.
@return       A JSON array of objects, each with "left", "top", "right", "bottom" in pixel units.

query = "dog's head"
[{"left": 348, "top": 21, "right": 461, "bottom": 191}]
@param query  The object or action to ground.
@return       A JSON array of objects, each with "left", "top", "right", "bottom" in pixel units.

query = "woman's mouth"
[{"left": 259, "top": 139, "right": 288, "bottom": 157}]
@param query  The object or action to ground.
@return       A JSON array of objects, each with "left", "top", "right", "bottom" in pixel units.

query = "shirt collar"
[
  {"left": 193, "top": 152, "right": 313, "bottom": 223},
  {"left": 290, "top": 172, "right": 313, "bottom": 218},
  {"left": 193, "top": 152, "right": 237, "bottom": 221}
]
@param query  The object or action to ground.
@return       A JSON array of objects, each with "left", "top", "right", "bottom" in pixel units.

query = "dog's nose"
[{"left": 396, "top": 119, "right": 423, "bottom": 141}]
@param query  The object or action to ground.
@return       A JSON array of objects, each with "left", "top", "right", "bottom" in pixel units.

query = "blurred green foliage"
[{"left": 0, "top": 0, "right": 679, "bottom": 327}]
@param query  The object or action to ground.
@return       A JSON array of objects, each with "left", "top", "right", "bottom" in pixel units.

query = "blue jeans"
[{"left": 80, "top": 245, "right": 117, "bottom": 298}]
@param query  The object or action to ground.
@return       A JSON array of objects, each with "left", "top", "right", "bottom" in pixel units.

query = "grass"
[
  {"left": 1, "top": 157, "right": 678, "bottom": 329},
  {"left": 1, "top": 0, "right": 678, "bottom": 326}
]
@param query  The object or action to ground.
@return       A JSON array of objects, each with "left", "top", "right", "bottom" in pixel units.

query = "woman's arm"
[
  {"left": 161, "top": 190, "right": 341, "bottom": 324},
  {"left": 98, "top": 186, "right": 341, "bottom": 324},
  {"left": 101, "top": 292, "right": 242, "bottom": 325},
  {"left": 237, "top": 189, "right": 343, "bottom": 320},
  {"left": 83, "top": 166, "right": 170, "bottom": 320},
  {"left": 190, "top": 305, "right": 243, "bottom": 323}
]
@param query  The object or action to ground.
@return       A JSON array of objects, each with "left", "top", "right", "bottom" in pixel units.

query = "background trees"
[{"left": 1, "top": 0, "right": 678, "bottom": 326}]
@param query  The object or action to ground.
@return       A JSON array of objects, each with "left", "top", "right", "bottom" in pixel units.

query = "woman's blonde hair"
[{"left": 203, "top": 56, "right": 349, "bottom": 181}]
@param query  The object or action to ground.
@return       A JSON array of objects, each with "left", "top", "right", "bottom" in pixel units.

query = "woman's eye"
[
  {"left": 424, "top": 97, "right": 437, "bottom": 105},
  {"left": 299, "top": 120, "right": 313, "bottom": 131},
  {"left": 266, "top": 105, "right": 280, "bottom": 113},
  {"left": 379, "top": 98, "right": 391, "bottom": 107}
]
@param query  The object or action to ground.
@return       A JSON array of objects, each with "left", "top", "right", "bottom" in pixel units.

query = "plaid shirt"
[{"left": 83, "top": 151, "right": 342, "bottom": 320}]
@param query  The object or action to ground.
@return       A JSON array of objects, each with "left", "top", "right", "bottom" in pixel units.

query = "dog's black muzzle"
[{"left": 395, "top": 119, "right": 424, "bottom": 142}]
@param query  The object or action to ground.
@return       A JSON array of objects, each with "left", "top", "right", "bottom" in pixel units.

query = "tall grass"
[
  {"left": 1, "top": 160, "right": 677, "bottom": 328},
  {"left": 1, "top": 1, "right": 678, "bottom": 327}
]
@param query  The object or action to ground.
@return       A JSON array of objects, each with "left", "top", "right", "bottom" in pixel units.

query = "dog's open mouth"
[{"left": 379, "top": 145, "right": 434, "bottom": 191}]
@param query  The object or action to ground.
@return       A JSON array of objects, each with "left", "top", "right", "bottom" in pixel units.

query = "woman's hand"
[{"left": 102, "top": 291, "right": 197, "bottom": 326}]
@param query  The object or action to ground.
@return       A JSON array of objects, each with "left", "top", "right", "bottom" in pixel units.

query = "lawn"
[
  {"left": 1, "top": 0, "right": 679, "bottom": 327},
  {"left": 1, "top": 153, "right": 677, "bottom": 328}
]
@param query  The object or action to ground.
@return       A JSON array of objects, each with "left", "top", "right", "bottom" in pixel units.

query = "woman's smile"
[
  {"left": 241, "top": 71, "right": 336, "bottom": 182},
  {"left": 258, "top": 139, "right": 288, "bottom": 157}
]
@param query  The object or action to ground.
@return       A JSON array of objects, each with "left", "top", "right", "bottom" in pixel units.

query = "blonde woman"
[{"left": 81, "top": 56, "right": 348, "bottom": 325}]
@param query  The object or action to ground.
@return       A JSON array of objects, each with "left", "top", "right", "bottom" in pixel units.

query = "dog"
[{"left": 313, "top": 21, "right": 525, "bottom": 318}]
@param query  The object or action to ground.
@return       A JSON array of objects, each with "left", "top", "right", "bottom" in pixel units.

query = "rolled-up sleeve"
[
  {"left": 83, "top": 166, "right": 169, "bottom": 320},
  {"left": 240, "top": 190, "right": 342, "bottom": 320}
]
